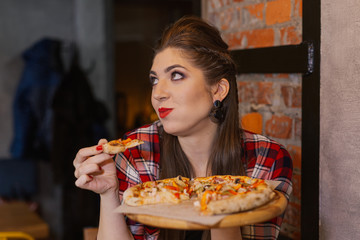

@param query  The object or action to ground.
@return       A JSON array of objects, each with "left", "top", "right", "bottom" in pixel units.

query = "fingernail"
[{"left": 96, "top": 145, "right": 103, "bottom": 151}]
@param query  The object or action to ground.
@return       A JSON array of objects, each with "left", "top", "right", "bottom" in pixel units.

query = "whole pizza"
[{"left": 123, "top": 175, "right": 275, "bottom": 215}]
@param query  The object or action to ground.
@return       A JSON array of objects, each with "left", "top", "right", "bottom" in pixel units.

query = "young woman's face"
[{"left": 150, "top": 47, "right": 215, "bottom": 137}]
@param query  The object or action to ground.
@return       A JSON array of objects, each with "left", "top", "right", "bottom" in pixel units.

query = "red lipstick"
[{"left": 158, "top": 107, "right": 173, "bottom": 118}]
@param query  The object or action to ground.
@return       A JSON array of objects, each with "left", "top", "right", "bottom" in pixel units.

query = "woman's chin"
[
  {"left": 161, "top": 122, "right": 182, "bottom": 136},
  {"left": 162, "top": 127, "right": 179, "bottom": 136}
]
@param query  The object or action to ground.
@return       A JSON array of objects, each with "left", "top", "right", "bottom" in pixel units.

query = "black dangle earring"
[
  {"left": 210, "top": 100, "right": 224, "bottom": 123},
  {"left": 214, "top": 100, "right": 222, "bottom": 108}
]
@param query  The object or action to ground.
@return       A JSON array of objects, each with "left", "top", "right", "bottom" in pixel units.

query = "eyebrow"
[{"left": 150, "top": 64, "right": 187, "bottom": 76}]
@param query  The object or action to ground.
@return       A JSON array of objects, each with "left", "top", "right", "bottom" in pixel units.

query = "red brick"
[
  {"left": 227, "top": 29, "right": 275, "bottom": 49},
  {"left": 295, "top": 0, "right": 303, "bottom": 17},
  {"left": 244, "top": 3, "right": 264, "bottom": 21},
  {"left": 210, "top": 0, "right": 224, "bottom": 9},
  {"left": 292, "top": 231, "right": 301, "bottom": 240},
  {"left": 257, "top": 82, "right": 274, "bottom": 104},
  {"left": 226, "top": 28, "right": 275, "bottom": 49},
  {"left": 237, "top": 81, "right": 256, "bottom": 103},
  {"left": 265, "top": 73, "right": 289, "bottom": 78},
  {"left": 287, "top": 144, "right": 301, "bottom": 170},
  {"left": 291, "top": 173, "right": 301, "bottom": 201},
  {"left": 292, "top": 86, "right": 301, "bottom": 107},
  {"left": 245, "top": 28, "right": 275, "bottom": 48},
  {"left": 281, "top": 86, "right": 291, "bottom": 107},
  {"left": 224, "top": 0, "right": 231, "bottom": 5},
  {"left": 266, "top": 0, "right": 292, "bottom": 25},
  {"left": 225, "top": 32, "right": 243, "bottom": 49},
  {"left": 265, "top": 115, "right": 293, "bottom": 139},
  {"left": 280, "top": 26, "right": 302, "bottom": 45},
  {"left": 219, "top": 8, "right": 235, "bottom": 30},
  {"left": 237, "top": 82, "right": 246, "bottom": 103},
  {"left": 294, "top": 117, "right": 301, "bottom": 140},
  {"left": 241, "top": 112, "right": 263, "bottom": 134},
  {"left": 283, "top": 201, "right": 301, "bottom": 231},
  {"left": 238, "top": 81, "right": 274, "bottom": 104},
  {"left": 281, "top": 85, "right": 302, "bottom": 108}
]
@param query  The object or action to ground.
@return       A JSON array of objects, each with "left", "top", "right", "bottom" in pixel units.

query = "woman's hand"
[
  {"left": 73, "top": 139, "right": 119, "bottom": 196},
  {"left": 74, "top": 139, "right": 133, "bottom": 240}
]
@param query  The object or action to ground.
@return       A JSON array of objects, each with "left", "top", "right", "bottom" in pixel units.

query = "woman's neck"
[{"left": 177, "top": 122, "right": 218, "bottom": 177}]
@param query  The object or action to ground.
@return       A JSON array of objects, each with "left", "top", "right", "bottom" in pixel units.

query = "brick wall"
[{"left": 203, "top": 0, "right": 302, "bottom": 239}]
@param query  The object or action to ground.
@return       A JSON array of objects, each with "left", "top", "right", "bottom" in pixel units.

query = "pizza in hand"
[
  {"left": 102, "top": 138, "right": 144, "bottom": 154},
  {"left": 123, "top": 175, "right": 275, "bottom": 215}
]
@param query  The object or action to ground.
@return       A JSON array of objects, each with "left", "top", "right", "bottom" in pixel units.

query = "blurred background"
[{"left": 0, "top": 0, "right": 200, "bottom": 239}]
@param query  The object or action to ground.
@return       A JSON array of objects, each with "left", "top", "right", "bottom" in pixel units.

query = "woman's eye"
[
  {"left": 171, "top": 72, "right": 184, "bottom": 81},
  {"left": 150, "top": 76, "right": 158, "bottom": 85}
]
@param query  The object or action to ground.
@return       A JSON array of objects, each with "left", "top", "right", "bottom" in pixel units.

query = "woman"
[{"left": 74, "top": 16, "right": 293, "bottom": 240}]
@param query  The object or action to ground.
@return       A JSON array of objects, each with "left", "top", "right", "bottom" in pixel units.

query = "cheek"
[
  {"left": 181, "top": 88, "right": 212, "bottom": 112},
  {"left": 150, "top": 93, "right": 157, "bottom": 110},
  {"left": 183, "top": 85, "right": 209, "bottom": 102}
]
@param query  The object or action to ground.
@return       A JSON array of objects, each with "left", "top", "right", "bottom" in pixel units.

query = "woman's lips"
[{"left": 158, "top": 107, "right": 173, "bottom": 118}]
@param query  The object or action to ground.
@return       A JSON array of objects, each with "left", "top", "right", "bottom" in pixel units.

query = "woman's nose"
[{"left": 152, "top": 79, "right": 169, "bottom": 101}]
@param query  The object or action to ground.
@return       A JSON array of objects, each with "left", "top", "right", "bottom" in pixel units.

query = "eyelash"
[
  {"left": 149, "top": 71, "right": 185, "bottom": 86},
  {"left": 149, "top": 76, "right": 158, "bottom": 85},
  {"left": 171, "top": 71, "right": 185, "bottom": 81}
]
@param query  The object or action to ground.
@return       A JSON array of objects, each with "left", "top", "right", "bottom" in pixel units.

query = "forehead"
[{"left": 152, "top": 48, "right": 191, "bottom": 69}]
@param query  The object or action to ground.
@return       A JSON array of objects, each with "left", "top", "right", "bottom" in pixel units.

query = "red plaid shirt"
[{"left": 116, "top": 121, "right": 293, "bottom": 240}]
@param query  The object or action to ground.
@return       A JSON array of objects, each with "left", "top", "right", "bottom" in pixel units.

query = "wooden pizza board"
[{"left": 124, "top": 190, "right": 287, "bottom": 230}]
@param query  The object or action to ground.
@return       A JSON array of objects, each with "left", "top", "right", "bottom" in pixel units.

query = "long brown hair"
[
  {"left": 155, "top": 16, "right": 245, "bottom": 181},
  {"left": 155, "top": 16, "right": 245, "bottom": 240}
]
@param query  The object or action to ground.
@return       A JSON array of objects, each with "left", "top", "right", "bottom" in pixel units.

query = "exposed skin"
[
  {"left": 73, "top": 47, "right": 242, "bottom": 239},
  {"left": 73, "top": 139, "right": 133, "bottom": 240},
  {"left": 151, "top": 48, "right": 241, "bottom": 239}
]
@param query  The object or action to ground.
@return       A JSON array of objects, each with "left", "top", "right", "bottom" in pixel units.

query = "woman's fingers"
[
  {"left": 73, "top": 139, "right": 118, "bottom": 192},
  {"left": 74, "top": 153, "right": 114, "bottom": 178},
  {"left": 98, "top": 138, "right": 108, "bottom": 145},
  {"left": 75, "top": 162, "right": 101, "bottom": 178},
  {"left": 75, "top": 174, "right": 93, "bottom": 188},
  {"left": 73, "top": 141, "right": 107, "bottom": 168}
]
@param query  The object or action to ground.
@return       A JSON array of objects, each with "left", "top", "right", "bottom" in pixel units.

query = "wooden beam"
[{"left": 231, "top": 43, "right": 312, "bottom": 74}]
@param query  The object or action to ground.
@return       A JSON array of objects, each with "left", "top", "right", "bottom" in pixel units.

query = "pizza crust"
[
  {"left": 201, "top": 187, "right": 275, "bottom": 215},
  {"left": 124, "top": 187, "right": 184, "bottom": 206},
  {"left": 123, "top": 175, "right": 276, "bottom": 216},
  {"left": 103, "top": 141, "right": 126, "bottom": 154},
  {"left": 103, "top": 138, "right": 144, "bottom": 154},
  {"left": 123, "top": 176, "right": 191, "bottom": 206}
]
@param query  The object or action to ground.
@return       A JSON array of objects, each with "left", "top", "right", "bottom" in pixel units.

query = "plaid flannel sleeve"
[
  {"left": 115, "top": 122, "right": 161, "bottom": 240},
  {"left": 242, "top": 132, "right": 293, "bottom": 239}
]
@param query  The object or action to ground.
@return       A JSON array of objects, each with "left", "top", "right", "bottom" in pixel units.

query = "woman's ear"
[{"left": 212, "top": 78, "right": 230, "bottom": 102}]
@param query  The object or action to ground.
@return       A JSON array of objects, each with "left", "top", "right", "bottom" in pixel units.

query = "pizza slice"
[
  {"left": 123, "top": 176, "right": 191, "bottom": 206},
  {"left": 103, "top": 138, "right": 144, "bottom": 154},
  {"left": 191, "top": 175, "right": 275, "bottom": 215}
]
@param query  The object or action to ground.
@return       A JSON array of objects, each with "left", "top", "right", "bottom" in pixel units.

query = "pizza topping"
[
  {"left": 103, "top": 138, "right": 144, "bottom": 154},
  {"left": 121, "top": 138, "right": 132, "bottom": 144},
  {"left": 123, "top": 175, "right": 275, "bottom": 215},
  {"left": 175, "top": 175, "right": 187, "bottom": 187},
  {"left": 109, "top": 141, "right": 123, "bottom": 147},
  {"left": 200, "top": 190, "right": 214, "bottom": 210},
  {"left": 164, "top": 185, "right": 180, "bottom": 191}
]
